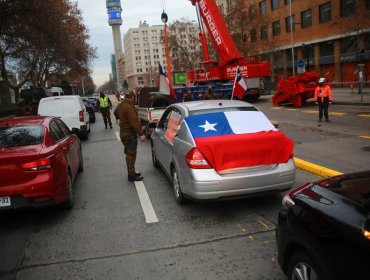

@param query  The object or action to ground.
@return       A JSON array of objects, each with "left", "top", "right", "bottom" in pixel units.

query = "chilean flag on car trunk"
[
  {"left": 184, "top": 111, "right": 294, "bottom": 172},
  {"left": 232, "top": 66, "right": 247, "bottom": 99}
]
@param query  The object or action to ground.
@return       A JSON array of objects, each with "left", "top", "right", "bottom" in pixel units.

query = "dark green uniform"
[{"left": 114, "top": 98, "right": 144, "bottom": 178}]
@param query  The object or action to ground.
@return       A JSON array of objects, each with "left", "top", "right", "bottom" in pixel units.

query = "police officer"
[
  {"left": 114, "top": 90, "right": 145, "bottom": 182},
  {"left": 97, "top": 91, "right": 113, "bottom": 129},
  {"left": 314, "top": 78, "right": 333, "bottom": 122}
]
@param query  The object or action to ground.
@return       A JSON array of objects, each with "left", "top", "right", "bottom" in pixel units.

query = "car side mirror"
[
  {"left": 148, "top": 122, "right": 157, "bottom": 129},
  {"left": 71, "top": 128, "right": 79, "bottom": 135}
]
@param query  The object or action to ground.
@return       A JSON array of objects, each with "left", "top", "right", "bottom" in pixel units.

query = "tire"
[
  {"left": 61, "top": 171, "right": 74, "bottom": 209},
  {"left": 172, "top": 168, "right": 186, "bottom": 205},
  {"left": 78, "top": 146, "right": 84, "bottom": 172},
  {"left": 287, "top": 250, "right": 331, "bottom": 280},
  {"left": 81, "top": 130, "right": 88, "bottom": 140},
  {"left": 151, "top": 142, "right": 159, "bottom": 168}
]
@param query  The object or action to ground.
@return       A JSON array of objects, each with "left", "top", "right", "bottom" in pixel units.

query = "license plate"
[{"left": 0, "top": 196, "right": 11, "bottom": 207}]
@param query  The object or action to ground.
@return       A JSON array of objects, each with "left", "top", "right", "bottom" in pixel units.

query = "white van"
[
  {"left": 50, "top": 87, "right": 64, "bottom": 96},
  {"left": 38, "top": 96, "right": 90, "bottom": 139}
]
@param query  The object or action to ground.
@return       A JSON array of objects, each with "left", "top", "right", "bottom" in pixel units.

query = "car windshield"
[
  {"left": 0, "top": 125, "right": 44, "bottom": 147},
  {"left": 189, "top": 106, "right": 258, "bottom": 116}
]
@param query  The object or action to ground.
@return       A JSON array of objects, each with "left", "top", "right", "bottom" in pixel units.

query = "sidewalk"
[{"left": 331, "top": 87, "right": 370, "bottom": 106}]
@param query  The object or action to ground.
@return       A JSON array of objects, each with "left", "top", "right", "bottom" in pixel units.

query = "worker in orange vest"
[{"left": 314, "top": 78, "right": 333, "bottom": 122}]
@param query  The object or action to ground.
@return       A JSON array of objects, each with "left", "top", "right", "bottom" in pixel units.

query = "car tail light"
[
  {"left": 79, "top": 111, "right": 84, "bottom": 122},
  {"left": 186, "top": 147, "right": 211, "bottom": 169},
  {"left": 282, "top": 182, "right": 311, "bottom": 208},
  {"left": 363, "top": 229, "right": 370, "bottom": 240},
  {"left": 21, "top": 156, "right": 53, "bottom": 171}
]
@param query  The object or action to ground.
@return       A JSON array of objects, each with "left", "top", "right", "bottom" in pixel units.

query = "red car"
[{"left": 0, "top": 116, "right": 83, "bottom": 210}]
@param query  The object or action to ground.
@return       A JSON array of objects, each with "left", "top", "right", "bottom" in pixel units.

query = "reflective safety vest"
[{"left": 99, "top": 96, "right": 109, "bottom": 108}]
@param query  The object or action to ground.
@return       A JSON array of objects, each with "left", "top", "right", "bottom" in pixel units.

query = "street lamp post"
[{"left": 289, "top": 1, "right": 295, "bottom": 76}]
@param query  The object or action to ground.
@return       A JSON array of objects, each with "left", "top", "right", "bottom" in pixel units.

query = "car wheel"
[
  {"left": 78, "top": 147, "right": 84, "bottom": 172},
  {"left": 288, "top": 250, "right": 331, "bottom": 280},
  {"left": 81, "top": 130, "right": 88, "bottom": 140},
  {"left": 61, "top": 171, "right": 74, "bottom": 209},
  {"left": 172, "top": 168, "right": 186, "bottom": 205},
  {"left": 151, "top": 142, "right": 159, "bottom": 168}
]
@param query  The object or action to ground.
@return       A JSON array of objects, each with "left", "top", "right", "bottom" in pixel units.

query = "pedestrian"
[
  {"left": 314, "top": 78, "right": 333, "bottom": 122},
  {"left": 203, "top": 87, "right": 218, "bottom": 100},
  {"left": 114, "top": 90, "right": 146, "bottom": 182},
  {"left": 183, "top": 88, "right": 193, "bottom": 102},
  {"left": 97, "top": 91, "right": 113, "bottom": 129}
]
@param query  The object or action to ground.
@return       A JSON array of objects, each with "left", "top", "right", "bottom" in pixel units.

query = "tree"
[
  {"left": 0, "top": 0, "right": 96, "bottom": 98},
  {"left": 167, "top": 19, "right": 203, "bottom": 72},
  {"left": 224, "top": 0, "right": 281, "bottom": 56}
]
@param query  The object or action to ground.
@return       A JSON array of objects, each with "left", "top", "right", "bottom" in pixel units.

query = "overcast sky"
[{"left": 78, "top": 0, "right": 198, "bottom": 87}]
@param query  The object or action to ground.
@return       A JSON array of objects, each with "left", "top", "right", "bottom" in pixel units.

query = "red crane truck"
[{"left": 188, "top": 0, "right": 270, "bottom": 100}]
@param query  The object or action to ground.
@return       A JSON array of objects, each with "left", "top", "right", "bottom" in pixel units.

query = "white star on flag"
[{"left": 199, "top": 120, "right": 218, "bottom": 132}]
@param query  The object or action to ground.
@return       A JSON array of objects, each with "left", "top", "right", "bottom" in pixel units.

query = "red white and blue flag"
[
  {"left": 159, "top": 63, "right": 175, "bottom": 98},
  {"left": 184, "top": 111, "right": 294, "bottom": 172},
  {"left": 232, "top": 66, "right": 247, "bottom": 99}
]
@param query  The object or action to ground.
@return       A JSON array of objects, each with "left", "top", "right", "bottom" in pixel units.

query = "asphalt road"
[{"left": 1, "top": 98, "right": 368, "bottom": 280}]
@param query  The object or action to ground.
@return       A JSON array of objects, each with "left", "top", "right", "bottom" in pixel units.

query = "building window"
[
  {"left": 320, "top": 41, "right": 334, "bottom": 57},
  {"left": 251, "top": 29, "right": 257, "bottom": 42},
  {"left": 285, "top": 0, "right": 291, "bottom": 4},
  {"left": 261, "top": 25, "right": 268, "bottom": 40},
  {"left": 340, "top": 36, "right": 357, "bottom": 54},
  {"left": 319, "top": 2, "right": 331, "bottom": 23},
  {"left": 259, "top": 1, "right": 266, "bottom": 15},
  {"left": 272, "top": 20, "right": 281, "bottom": 36},
  {"left": 286, "top": 15, "right": 295, "bottom": 33},
  {"left": 249, "top": 5, "right": 256, "bottom": 20},
  {"left": 301, "top": 9, "right": 312, "bottom": 28},
  {"left": 366, "top": 0, "right": 370, "bottom": 9},
  {"left": 341, "top": 0, "right": 355, "bottom": 17},
  {"left": 271, "top": 0, "right": 279, "bottom": 10}
]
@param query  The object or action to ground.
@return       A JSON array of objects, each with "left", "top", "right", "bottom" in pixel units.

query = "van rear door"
[
  {"left": 38, "top": 97, "right": 63, "bottom": 117},
  {"left": 61, "top": 97, "right": 81, "bottom": 129}
]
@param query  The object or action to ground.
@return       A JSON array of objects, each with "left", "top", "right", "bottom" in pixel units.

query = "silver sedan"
[{"left": 150, "top": 100, "right": 295, "bottom": 204}]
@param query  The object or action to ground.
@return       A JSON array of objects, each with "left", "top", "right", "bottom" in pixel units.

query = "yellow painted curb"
[{"left": 294, "top": 157, "right": 343, "bottom": 178}]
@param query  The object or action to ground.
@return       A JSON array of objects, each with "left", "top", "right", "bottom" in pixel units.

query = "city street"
[{"left": 1, "top": 98, "right": 369, "bottom": 280}]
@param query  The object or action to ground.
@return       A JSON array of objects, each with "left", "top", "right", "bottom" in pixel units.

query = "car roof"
[
  {"left": 177, "top": 100, "right": 256, "bottom": 112},
  {"left": 0, "top": 116, "right": 50, "bottom": 126}
]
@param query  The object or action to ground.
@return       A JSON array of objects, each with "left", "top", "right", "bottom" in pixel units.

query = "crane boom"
[
  {"left": 187, "top": 0, "right": 270, "bottom": 101},
  {"left": 190, "top": 0, "right": 243, "bottom": 66}
]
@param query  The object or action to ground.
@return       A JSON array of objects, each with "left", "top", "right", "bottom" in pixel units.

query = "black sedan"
[{"left": 276, "top": 171, "right": 370, "bottom": 280}]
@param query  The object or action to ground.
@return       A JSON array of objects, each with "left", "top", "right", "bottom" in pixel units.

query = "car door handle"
[{"left": 63, "top": 147, "right": 70, "bottom": 152}]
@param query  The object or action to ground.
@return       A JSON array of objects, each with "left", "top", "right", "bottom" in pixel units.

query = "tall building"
[
  {"left": 124, "top": 20, "right": 201, "bottom": 88},
  {"left": 224, "top": 0, "right": 369, "bottom": 83},
  {"left": 106, "top": 0, "right": 123, "bottom": 89},
  {"left": 124, "top": 21, "right": 167, "bottom": 88}
]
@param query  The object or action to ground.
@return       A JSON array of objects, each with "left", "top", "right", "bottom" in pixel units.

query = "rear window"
[
  {"left": 0, "top": 125, "right": 44, "bottom": 147},
  {"left": 190, "top": 106, "right": 258, "bottom": 116}
]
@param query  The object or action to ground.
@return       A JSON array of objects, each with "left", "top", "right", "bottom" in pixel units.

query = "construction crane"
[{"left": 187, "top": 0, "right": 270, "bottom": 100}]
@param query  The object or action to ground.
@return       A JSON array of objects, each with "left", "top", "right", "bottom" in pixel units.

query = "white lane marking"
[
  {"left": 115, "top": 131, "right": 120, "bottom": 141},
  {"left": 134, "top": 181, "right": 159, "bottom": 223}
]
